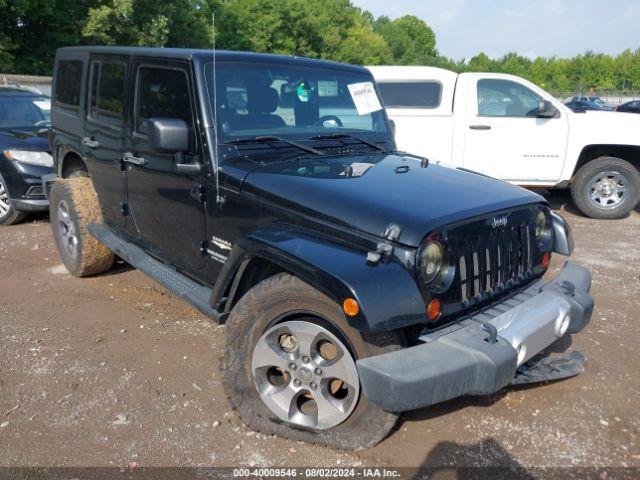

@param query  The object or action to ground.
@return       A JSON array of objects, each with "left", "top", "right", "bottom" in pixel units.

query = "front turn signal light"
[
  {"left": 541, "top": 252, "right": 551, "bottom": 269},
  {"left": 343, "top": 298, "right": 360, "bottom": 317},
  {"left": 427, "top": 298, "right": 442, "bottom": 321}
]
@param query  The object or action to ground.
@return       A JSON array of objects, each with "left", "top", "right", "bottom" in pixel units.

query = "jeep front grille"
[
  {"left": 455, "top": 222, "right": 534, "bottom": 303},
  {"left": 435, "top": 206, "right": 545, "bottom": 315}
]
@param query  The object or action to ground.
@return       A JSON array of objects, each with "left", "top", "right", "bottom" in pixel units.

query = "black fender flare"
[{"left": 210, "top": 225, "right": 428, "bottom": 332}]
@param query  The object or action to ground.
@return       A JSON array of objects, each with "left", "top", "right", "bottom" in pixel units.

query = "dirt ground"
[{"left": 0, "top": 195, "right": 639, "bottom": 473}]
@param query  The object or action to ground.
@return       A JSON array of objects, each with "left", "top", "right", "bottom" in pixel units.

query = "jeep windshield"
[{"left": 204, "top": 61, "right": 391, "bottom": 145}]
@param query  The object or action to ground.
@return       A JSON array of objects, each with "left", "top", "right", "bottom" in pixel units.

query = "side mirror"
[
  {"left": 537, "top": 100, "right": 558, "bottom": 118},
  {"left": 148, "top": 118, "right": 189, "bottom": 153},
  {"left": 389, "top": 119, "right": 396, "bottom": 137}
]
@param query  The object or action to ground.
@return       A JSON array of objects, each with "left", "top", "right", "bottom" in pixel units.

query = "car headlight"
[
  {"left": 3, "top": 150, "right": 53, "bottom": 167},
  {"left": 420, "top": 241, "right": 443, "bottom": 284},
  {"left": 419, "top": 239, "right": 455, "bottom": 292},
  {"left": 535, "top": 209, "right": 553, "bottom": 251}
]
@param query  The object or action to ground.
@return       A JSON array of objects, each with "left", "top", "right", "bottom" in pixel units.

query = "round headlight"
[
  {"left": 535, "top": 210, "right": 552, "bottom": 250},
  {"left": 420, "top": 240, "right": 444, "bottom": 284}
]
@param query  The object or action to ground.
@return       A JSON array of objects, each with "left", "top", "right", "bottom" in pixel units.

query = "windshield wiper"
[
  {"left": 226, "top": 135, "right": 324, "bottom": 156},
  {"left": 310, "top": 133, "right": 390, "bottom": 153}
]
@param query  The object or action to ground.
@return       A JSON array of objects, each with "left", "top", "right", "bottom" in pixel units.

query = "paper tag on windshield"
[{"left": 347, "top": 82, "right": 382, "bottom": 115}]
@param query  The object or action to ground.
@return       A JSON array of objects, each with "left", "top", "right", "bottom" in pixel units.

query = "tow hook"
[{"left": 482, "top": 322, "right": 499, "bottom": 344}]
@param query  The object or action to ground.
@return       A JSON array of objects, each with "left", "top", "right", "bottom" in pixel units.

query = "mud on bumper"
[{"left": 357, "top": 261, "right": 593, "bottom": 412}]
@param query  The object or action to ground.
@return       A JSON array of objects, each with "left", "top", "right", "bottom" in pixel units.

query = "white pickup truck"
[{"left": 369, "top": 66, "right": 640, "bottom": 219}]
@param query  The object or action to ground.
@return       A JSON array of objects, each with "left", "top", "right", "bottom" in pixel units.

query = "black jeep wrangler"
[{"left": 46, "top": 47, "right": 593, "bottom": 449}]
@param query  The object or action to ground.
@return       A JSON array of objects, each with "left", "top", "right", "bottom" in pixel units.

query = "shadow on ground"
[{"left": 416, "top": 438, "right": 537, "bottom": 479}]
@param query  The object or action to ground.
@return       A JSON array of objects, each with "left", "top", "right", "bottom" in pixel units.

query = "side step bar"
[{"left": 89, "top": 224, "right": 221, "bottom": 322}]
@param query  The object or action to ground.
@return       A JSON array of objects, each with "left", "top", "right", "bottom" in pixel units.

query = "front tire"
[
  {"left": 49, "top": 177, "right": 115, "bottom": 277},
  {"left": 0, "top": 174, "right": 27, "bottom": 226},
  {"left": 571, "top": 157, "right": 640, "bottom": 219},
  {"left": 221, "top": 273, "right": 403, "bottom": 450}
]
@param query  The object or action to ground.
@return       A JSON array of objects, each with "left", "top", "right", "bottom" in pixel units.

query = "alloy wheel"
[
  {"left": 251, "top": 320, "right": 360, "bottom": 430},
  {"left": 0, "top": 180, "right": 11, "bottom": 220},
  {"left": 57, "top": 199, "right": 78, "bottom": 258}
]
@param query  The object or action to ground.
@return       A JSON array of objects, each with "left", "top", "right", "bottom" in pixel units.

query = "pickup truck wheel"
[
  {"left": 49, "top": 177, "right": 114, "bottom": 277},
  {"left": 221, "top": 273, "right": 403, "bottom": 450},
  {"left": 0, "top": 174, "right": 27, "bottom": 226},
  {"left": 571, "top": 157, "right": 640, "bottom": 219}
]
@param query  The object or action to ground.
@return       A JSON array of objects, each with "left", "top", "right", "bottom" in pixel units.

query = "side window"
[
  {"left": 378, "top": 82, "right": 442, "bottom": 108},
  {"left": 88, "top": 61, "right": 126, "bottom": 127},
  {"left": 54, "top": 60, "right": 83, "bottom": 115},
  {"left": 136, "top": 67, "right": 193, "bottom": 141},
  {"left": 477, "top": 79, "right": 541, "bottom": 117}
]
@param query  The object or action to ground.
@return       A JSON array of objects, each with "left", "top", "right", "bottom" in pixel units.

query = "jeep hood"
[{"left": 241, "top": 153, "right": 544, "bottom": 247}]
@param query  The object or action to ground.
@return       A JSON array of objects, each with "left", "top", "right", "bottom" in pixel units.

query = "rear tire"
[
  {"left": 571, "top": 157, "right": 640, "bottom": 219},
  {"left": 49, "top": 177, "right": 114, "bottom": 277},
  {"left": 0, "top": 174, "right": 27, "bottom": 226},
  {"left": 221, "top": 273, "right": 403, "bottom": 450}
]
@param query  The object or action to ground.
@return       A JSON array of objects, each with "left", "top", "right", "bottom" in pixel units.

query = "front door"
[
  {"left": 82, "top": 54, "right": 129, "bottom": 229},
  {"left": 462, "top": 76, "right": 568, "bottom": 183},
  {"left": 124, "top": 59, "right": 207, "bottom": 275}
]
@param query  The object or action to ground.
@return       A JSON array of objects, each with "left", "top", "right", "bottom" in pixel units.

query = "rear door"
[
  {"left": 461, "top": 76, "right": 568, "bottom": 182},
  {"left": 123, "top": 58, "right": 207, "bottom": 275},
  {"left": 82, "top": 54, "right": 129, "bottom": 229}
]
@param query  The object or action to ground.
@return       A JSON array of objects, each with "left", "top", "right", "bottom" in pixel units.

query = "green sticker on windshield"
[{"left": 296, "top": 82, "right": 310, "bottom": 102}]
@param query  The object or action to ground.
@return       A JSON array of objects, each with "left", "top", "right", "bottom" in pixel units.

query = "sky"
[{"left": 352, "top": 0, "right": 640, "bottom": 60}]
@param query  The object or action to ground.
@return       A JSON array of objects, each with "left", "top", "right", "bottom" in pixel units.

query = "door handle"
[
  {"left": 176, "top": 162, "right": 203, "bottom": 175},
  {"left": 122, "top": 151, "right": 146, "bottom": 166},
  {"left": 469, "top": 125, "right": 492, "bottom": 130},
  {"left": 82, "top": 137, "right": 100, "bottom": 148}
]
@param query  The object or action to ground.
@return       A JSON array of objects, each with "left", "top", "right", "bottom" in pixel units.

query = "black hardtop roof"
[{"left": 56, "top": 47, "right": 369, "bottom": 74}]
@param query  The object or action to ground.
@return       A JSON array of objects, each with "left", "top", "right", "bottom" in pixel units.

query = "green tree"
[
  {"left": 0, "top": 0, "right": 98, "bottom": 74},
  {"left": 0, "top": 0, "right": 639, "bottom": 94},
  {"left": 213, "top": 0, "right": 391, "bottom": 65},
  {"left": 373, "top": 14, "right": 436, "bottom": 64},
  {"left": 82, "top": 0, "right": 209, "bottom": 48}
]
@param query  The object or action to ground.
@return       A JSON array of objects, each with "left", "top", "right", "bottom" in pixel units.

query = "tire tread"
[{"left": 50, "top": 177, "right": 114, "bottom": 276}]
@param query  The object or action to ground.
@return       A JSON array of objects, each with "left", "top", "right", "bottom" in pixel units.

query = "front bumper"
[
  {"left": 357, "top": 261, "right": 593, "bottom": 412},
  {"left": 1, "top": 158, "right": 52, "bottom": 212}
]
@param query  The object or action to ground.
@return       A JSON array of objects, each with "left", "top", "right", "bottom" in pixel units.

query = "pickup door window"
[
  {"left": 477, "top": 79, "right": 540, "bottom": 117},
  {"left": 462, "top": 77, "right": 567, "bottom": 183}
]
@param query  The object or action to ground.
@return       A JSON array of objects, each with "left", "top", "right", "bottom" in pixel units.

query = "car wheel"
[
  {"left": 221, "top": 273, "right": 404, "bottom": 450},
  {"left": 0, "top": 174, "right": 27, "bottom": 226},
  {"left": 49, "top": 177, "right": 115, "bottom": 277},
  {"left": 571, "top": 156, "right": 640, "bottom": 219}
]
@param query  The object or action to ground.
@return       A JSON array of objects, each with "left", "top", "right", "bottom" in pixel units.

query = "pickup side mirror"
[
  {"left": 148, "top": 118, "right": 189, "bottom": 153},
  {"left": 537, "top": 100, "right": 558, "bottom": 118},
  {"left": 389, "top": 119, "right": 396, "bottom": 137}
]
